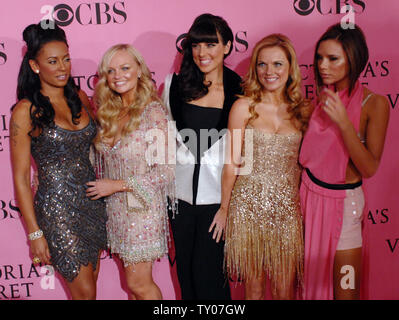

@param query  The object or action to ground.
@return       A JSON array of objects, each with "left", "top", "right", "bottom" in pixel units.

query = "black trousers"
[{"left": 169, "top": 200, "right": 231, "bottom": 300}]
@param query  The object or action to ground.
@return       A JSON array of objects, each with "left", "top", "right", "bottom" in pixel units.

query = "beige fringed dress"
[
  {"left": 225, "top": 125, "right": 304, "bottom": 288},
  {"left": 94, "top": 101, "right": 175, "bottom": 266}
]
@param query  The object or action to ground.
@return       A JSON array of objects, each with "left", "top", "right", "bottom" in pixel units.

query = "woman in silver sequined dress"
[
  {"left": 10, "top": 22, "right": 107, "bottom": 300},
  {"left": 216, "top": 34, "right": 312, "bottom": 299},
  {"left": 86, "top": 44, "right": 174, "bottom": 300}
]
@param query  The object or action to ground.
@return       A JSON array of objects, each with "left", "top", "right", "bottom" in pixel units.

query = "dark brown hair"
[
  {"left": 314, "top": 23, "right": 369, "bottom": 95},
  {"left": 178, "top": 13, "right": 234, "bottom": 102}
]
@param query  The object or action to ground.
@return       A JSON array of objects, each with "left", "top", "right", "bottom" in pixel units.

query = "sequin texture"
[
  {"left": 95, "top": 102, "right": 175, "bottom": 266},
  {"left": 31, "top": 117, "right": 107, "bottom": 283},
  {"left": 225, "top": 125, "right": 304, "bottom": 288}
]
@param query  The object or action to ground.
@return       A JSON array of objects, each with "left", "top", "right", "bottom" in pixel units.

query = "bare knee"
[
  {"left": 272, "top": 284, "right": 294, "bottom": 300},
  {"left": 70, "top": 282, "right": 96, "bottom": 300},
  {"left": 125, "top": 263, "right": 161, "bottom": 300},
  {"left": 245, "top": 279, "right": 265, "bottom": 300},
  {"left": 271, "top": 277, "right": 295, "bottom": 300},
  {"left": 127, "top": 276, "right": 152, "bottom": 298},
  {"left": 333, "top": 248, "right": 362, "bottom": 300},
  {"left": 66, "top": 264, "right": 97, "bottom": 300}
]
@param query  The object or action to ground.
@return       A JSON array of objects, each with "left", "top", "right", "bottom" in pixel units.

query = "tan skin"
[
  {"left": 316, "top": 39, "right": 390, "bottom": 300},
  {"left": 10, "top": 41, "right": 102, "bottom": 300},
  {"left": 85, "top": 49, "right": 162, "bottom": 300},
  {"left": 214, "top": 46, "right": 302, "bottom": 300},
  {"left": 190, "top": 33, "right": 231, "bottom": 109}
]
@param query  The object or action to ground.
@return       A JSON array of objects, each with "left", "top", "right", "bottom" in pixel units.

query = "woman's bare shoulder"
[{"left": 363, "top": 88, "right": 390, "bottom": 119}]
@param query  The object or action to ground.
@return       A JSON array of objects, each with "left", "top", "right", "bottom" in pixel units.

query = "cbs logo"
[
  {"left": 40, "top": 1, "right": 127, "bottom": 27},
  {"left": 293, "top": 0, "right": 365, "bottom": 16}
]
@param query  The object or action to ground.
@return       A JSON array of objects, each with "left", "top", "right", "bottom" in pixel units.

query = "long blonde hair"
[
  {"left": 243, "top": 34, "right": 311, "bottom": 133},
  {"left": 94, "top": 44, "right": 161, "bottom": 144}
]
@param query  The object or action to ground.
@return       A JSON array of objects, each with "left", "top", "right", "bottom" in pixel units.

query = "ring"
[
  {"left": 33, "top": 257, "right": 41, "bottom": 264},
  {"left": 325, "top": 99, "right": 329, "bottom": 106}
]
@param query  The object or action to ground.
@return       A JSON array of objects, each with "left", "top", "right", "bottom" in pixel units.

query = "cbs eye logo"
[
  {"left": 40, "top": 2, "right": 127, "bottom": 27},
  {"left": 293, "top": 0, "right": 315, "bottom": 16},
  {"left": 52, "top": 4, "right": 74, "bottom": 26}
]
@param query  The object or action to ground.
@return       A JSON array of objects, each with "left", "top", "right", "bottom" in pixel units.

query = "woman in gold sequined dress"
[{"left": 213, "top": 34, "right": 312, "bottom": 299}]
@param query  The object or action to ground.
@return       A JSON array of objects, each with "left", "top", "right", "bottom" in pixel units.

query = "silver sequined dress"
[
  {"left": 225, "top": 125, "right": 304, "bottom": 288},
  {"left": 31, "top": 115, "right": 107, "bottom": 282}
]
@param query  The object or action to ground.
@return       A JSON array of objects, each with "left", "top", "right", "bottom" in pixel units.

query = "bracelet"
[
  {"left": 28, "top": 229, "right": 43, "bottom": 241},
  {"left": 125, "top": 176, "right": 136, "bottom": 190},
  {"left": 125, "top": 176, "right": 150, "bottom": 203}
]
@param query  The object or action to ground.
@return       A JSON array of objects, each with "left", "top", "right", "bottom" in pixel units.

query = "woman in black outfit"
[{"left": 163, "top": 13, "right": 241, "bottom": 300}]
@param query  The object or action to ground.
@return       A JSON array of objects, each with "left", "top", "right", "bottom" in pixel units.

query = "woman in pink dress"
[
  {"left": 299, "top": 23, "right": 390, "bottom": 300},
  {"left": 86, "top": 44, "right": 175, "bottom": 300}
]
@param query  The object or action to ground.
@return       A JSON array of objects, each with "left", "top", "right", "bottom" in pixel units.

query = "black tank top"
[{"left": 180, "top": 102, "right": 223, "bottom": 204}]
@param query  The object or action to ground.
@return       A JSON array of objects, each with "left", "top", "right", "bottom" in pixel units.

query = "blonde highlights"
[
  {"left": 94, "top": 44, "right": 160, "bottom": 145},
  {"left": 242, "top": 34, "right": 311, "bottom": 133}
]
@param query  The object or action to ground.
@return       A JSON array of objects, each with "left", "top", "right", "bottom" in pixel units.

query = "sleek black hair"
[
  {"left": 14, "top": 21, "right": 82, "bottom": 136},
  {"left": 314, "top": 23, "right": 369, "bottom": 95},
  {"left": 178, "top": 13, "right": 234, "bottom": 102}
]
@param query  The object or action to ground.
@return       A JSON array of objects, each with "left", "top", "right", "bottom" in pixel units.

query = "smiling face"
[
  {"left": 29, "top": 40, "right": 71, "bottom": 89},
  {"left": 106, "top": 49, "right": 141, "bottom": 99},
  {"left": 256, "top": 46, "right": 290, "bottom": 95},
  {"left": 316, "top": 39, "right": 350, "bottom": 91},
  {"left": 191, "top": 32, "right": 231, "bottom": 77}
]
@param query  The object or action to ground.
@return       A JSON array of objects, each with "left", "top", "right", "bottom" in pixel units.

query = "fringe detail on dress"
[
  {"left": 225, "top": 209, "right": 303, "bottom": 293},
  {"left": 224, "top": 128, "right": 304, "bottom": 294},
  {"left": 91, "top": 101, "right": 177, "bottom": 264}
]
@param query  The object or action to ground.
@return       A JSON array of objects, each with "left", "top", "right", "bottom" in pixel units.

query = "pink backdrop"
[{"left": 0, "top": 0, "right": 398, "bottom": 300}]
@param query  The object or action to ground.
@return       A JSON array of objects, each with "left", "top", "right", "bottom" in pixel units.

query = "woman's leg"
[
  {"left": 270, "top": 263, "right": 296, "bottom": 300},
  {"left": 333, "top": 247, "right": 362, "bottom": 300},
  {"left": 124, "top": 261, "right": 162, "bottom": 300},
  {"left": 245, "top": 273, "right": 266, "bottom": 300},
  {"left": 333, "top": 187, "right": 364, "bottom": 300},
  {"left": 65, "top": 263, "right": 97, "bottom": 300}
]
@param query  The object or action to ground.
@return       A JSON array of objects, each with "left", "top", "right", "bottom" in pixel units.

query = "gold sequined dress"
[{"left": 225, "top": 125, "right": 303, "bottom": 286}]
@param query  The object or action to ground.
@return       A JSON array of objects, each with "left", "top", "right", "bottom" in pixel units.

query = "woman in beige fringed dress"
[{"left": 212, "top": 34, "right": 312, "bottom": 300}]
